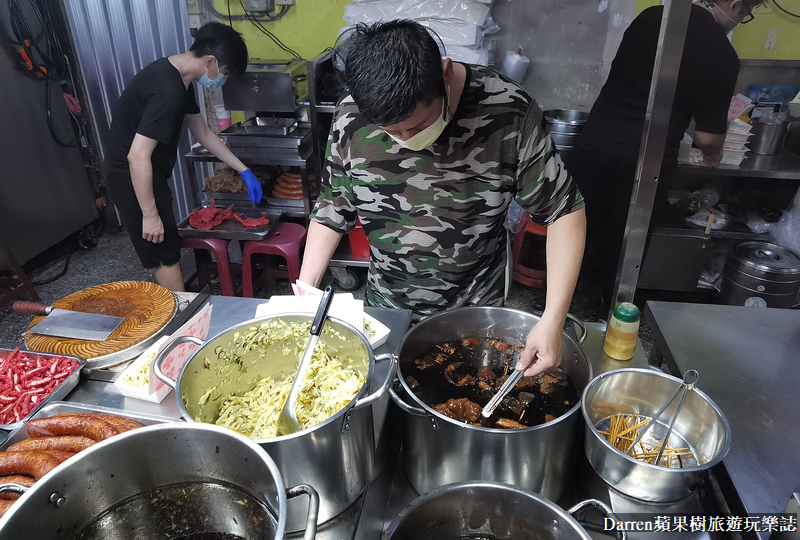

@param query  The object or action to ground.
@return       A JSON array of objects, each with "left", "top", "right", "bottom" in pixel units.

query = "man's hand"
[
  {"left": 142, "top": 213, "right": 164, "bottom": 243},
  {"left": 240, "top": 169, "right": 263, "bottom": 204},
  {"left": 516, "top": 317, "right": 564, "bottom": 377}
]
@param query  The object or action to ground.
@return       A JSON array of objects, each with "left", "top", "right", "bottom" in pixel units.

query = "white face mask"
[{"left": 387, "top": 97, "right": 449, "bottom": 152}]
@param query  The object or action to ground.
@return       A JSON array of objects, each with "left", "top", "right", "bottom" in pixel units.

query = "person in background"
[
  {"left": 299, "top": 20, "right": 586, "bottom": 378},
  {"left": 564, "top": 0, "right": 762, "bottom": 312},
  {"left": 104, "top": 22, "right": 261, "bottom": 291}
]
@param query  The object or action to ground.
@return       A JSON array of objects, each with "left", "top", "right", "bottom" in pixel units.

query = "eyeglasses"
[{"left": 740, "top": 4, "right": 755, "bottom": 23}]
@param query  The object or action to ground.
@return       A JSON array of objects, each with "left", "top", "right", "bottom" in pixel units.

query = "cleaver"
[{"left": 14, "top": 301, "right": 126, "bottom": 341}]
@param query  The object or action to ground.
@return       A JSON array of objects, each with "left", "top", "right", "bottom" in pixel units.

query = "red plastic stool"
[
  {"left": 181, "top": 237, "right": 236, "bottom": 296},
  {"left": 242, "top": 222, "right": 307, "bottom": 298},
  {"left": 511, "top": 213, "right": 548, "bottom": 289}
]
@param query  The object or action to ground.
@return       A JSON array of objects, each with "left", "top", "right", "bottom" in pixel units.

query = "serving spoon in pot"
[{"left": 276, "top": 286, "right": 334, "bottom": 437}]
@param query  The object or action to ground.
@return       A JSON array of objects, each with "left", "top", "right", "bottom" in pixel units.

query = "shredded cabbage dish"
[{"left": 200, "top": 319, "right": 366, "bottom": 439}]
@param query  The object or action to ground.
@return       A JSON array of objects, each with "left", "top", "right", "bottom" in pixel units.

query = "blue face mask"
[{"left": 199, "top": 59, "right": 227, "bottom": 88}]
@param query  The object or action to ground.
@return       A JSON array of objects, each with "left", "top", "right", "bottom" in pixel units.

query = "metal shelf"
[
  {"left": 315, "top": 104, "right": 336, "bottom": 114},
  {"left": 677, "top": 148, "right": 800, "bottom": 181},
  {"left": 330, "top": 235, "right": 370, "bottom": 268},
  {"left": 185, "top": 146, "right": 312, "bottom": 167},
  {"left": 652, "top": 224, "right": 771, "bottom": 241}
]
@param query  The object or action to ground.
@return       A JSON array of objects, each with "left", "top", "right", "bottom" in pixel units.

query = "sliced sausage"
[{"left": 7, "top": 435, "right": 96, "bottom": 453}]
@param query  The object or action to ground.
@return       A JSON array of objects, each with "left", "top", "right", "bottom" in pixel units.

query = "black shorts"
[{"left": 106, "top": 169, "right": 181, "bottom": 269}]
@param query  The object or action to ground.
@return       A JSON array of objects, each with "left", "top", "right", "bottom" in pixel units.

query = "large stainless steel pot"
[
  {"left": 154, "top": 313, "right": 396, "bottom": 532},
  {"left": 719, "top": 241, "right": 800, "bottom": 308},
  {"left": 582, "top": 368, "right": 731, "bottom": 502},
  {"left": 384, "top": 481, "right": 624, "bottom": 540},
  {"left": 390, "top": 306, "right": 591, "bottom": 501},
  {"left": 0, "top": 423, "right": 318, "bottom": 539}
]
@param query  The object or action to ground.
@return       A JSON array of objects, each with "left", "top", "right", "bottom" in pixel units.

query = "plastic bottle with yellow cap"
[{"left": 603, "top": 302, "right": 640, "bottom": 361}]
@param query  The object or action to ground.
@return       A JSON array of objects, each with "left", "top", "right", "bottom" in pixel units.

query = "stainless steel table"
[{"left": 645, "top": 301, "right": 800, "bottom": 515}]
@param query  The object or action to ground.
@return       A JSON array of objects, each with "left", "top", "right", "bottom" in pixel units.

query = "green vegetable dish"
[{"left": 192, "top": 319, "right": 366, "bottom": 439}]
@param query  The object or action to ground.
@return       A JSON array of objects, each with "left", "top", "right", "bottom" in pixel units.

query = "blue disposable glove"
[{"left": 240, "top": 169, "right": 263, "bottom": 203}]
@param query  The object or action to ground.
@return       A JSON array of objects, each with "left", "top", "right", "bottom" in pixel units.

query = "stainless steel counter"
[
  {"left": 55, "top": 298, "right": 755, "bottom": 539},
  {"left": 645, "top": 301, "right": 800, "bottom": 515}
]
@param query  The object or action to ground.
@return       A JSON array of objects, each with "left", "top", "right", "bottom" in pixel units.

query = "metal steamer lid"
[{"left": 730, "top": 242, "right": 800, "bottom": 280}]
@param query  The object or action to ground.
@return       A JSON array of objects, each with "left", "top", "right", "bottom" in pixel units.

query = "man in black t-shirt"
[
  {"left": 565, "top": 0, "right": 762, "bottom": 311},
  {"left": 105, "top": 23, "right": 260, "bottom": 291}
]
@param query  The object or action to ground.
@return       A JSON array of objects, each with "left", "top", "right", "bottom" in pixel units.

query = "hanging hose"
[{"left": 9, "top": 0, "right": 80, "bottom": 146}]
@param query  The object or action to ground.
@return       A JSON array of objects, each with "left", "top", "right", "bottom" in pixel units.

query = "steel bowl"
[
  {"left": 550, "top": 131, "right": 580, "bottom": 149},
  {"left": 384, "top": 481, "right": 622, "bottom": 540},
  {"left": 544, "top": 109, "right": 589, "bottom": 135},
  {"left": 581, "top": 368, "right": 731, "bottom": 502}
]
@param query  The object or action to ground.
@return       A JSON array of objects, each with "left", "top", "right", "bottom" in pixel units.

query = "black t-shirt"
[
  {"left": 106, "top": 58, "right": 200, "bottom": 181},
  {"left": 581, "top": 4, "right": 739, "bottom": 158}
]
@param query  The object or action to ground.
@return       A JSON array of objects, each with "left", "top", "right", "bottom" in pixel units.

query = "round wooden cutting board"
[{"left": 26, "top": 281, "right": 176, "bottom": 360}]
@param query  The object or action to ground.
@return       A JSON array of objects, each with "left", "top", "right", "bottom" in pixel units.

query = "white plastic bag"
[
  {"left": 344, "top": 0, "right": 491, "bottom": 27},
  {"left": 772, "top": 187, "right": 800, "bottom": 255},
  {"left": 417, "top": 19, "right": 482, "bottom": 45},
  {"left": 447, "top": 44, "right": 490, "bottom": 65}
]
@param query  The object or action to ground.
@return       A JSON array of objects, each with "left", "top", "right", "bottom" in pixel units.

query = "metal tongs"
[
  {"left": 625, "top": 369, "right": 699, "bottom": 464},
  {"left": 276, "top": 286, "right": 334, "bottom": 436},
  {"left": 481, "top": 351, "right": 523, "bottom": 420}
]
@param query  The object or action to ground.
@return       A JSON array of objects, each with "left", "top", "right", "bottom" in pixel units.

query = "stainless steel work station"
[{"left": 1, "top": 0, "right": 800, "bottom": 539}]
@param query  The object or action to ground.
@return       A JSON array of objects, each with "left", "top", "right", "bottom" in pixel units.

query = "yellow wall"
[
  {"left": 214, "top": 0, "right": 349, "bottom": 59},
  {"left": 634, "top": 0, "right": 800, "bottom": 60},
  {"left": 213, "top": 0, "right": 350, "bottom": 121}
]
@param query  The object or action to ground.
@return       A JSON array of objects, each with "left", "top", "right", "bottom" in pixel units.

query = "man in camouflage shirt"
[{"left": 300, "top": 20, "right": 586, "bottom": 377}]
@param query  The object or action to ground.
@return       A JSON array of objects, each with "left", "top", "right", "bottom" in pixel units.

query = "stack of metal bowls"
[
  {"left": 544, "top": 109, "right": 589, "bottom": 150},
  {"left": 581, "top": 368, "right": 731, "bottom": 502}
]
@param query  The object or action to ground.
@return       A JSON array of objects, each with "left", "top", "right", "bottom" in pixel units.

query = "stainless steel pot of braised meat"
[{"left": 389, "top": 307, "right": 591, "bottom": 501}]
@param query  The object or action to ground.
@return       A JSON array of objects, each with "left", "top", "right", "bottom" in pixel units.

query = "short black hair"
[
  {"left": 345, "top": 20, "right": 443, "bottom": 126},
  {"left": 190, "top": 22, "right": 248, "bottom": 77}
]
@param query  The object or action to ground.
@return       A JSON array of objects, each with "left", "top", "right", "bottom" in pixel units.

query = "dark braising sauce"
[{"left": 406, "top": 338, "right": 579, "bottom": 428}]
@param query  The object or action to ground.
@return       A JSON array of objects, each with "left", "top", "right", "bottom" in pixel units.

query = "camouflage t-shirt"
[{"left": 311, "top": 65, "right": 584, "bottom": 317}]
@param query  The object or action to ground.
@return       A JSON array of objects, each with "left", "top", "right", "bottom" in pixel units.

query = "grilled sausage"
[
  {"left": 43, "top": 413, "right": 141, "bottom": 434},
  {"left": 0, "top": 451, "right": 62, "bottom": 479},
  {"left": 7, "top": 435, "right": 96, "bottom": 454},
  {"left": 92, "top": 414, "right": 142, "bottom": 433},
  {"left": 0, "top": 499, "right": 14, "bottom": 517},
  {"left": 0, "top": 475, "right": 35, "bottom": 500},
  {"left": 25, "top": 415, "right": 120, "bottom": 441},
  {"left": 43, "top": 450, "right": 75, "bottom": 463}
]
